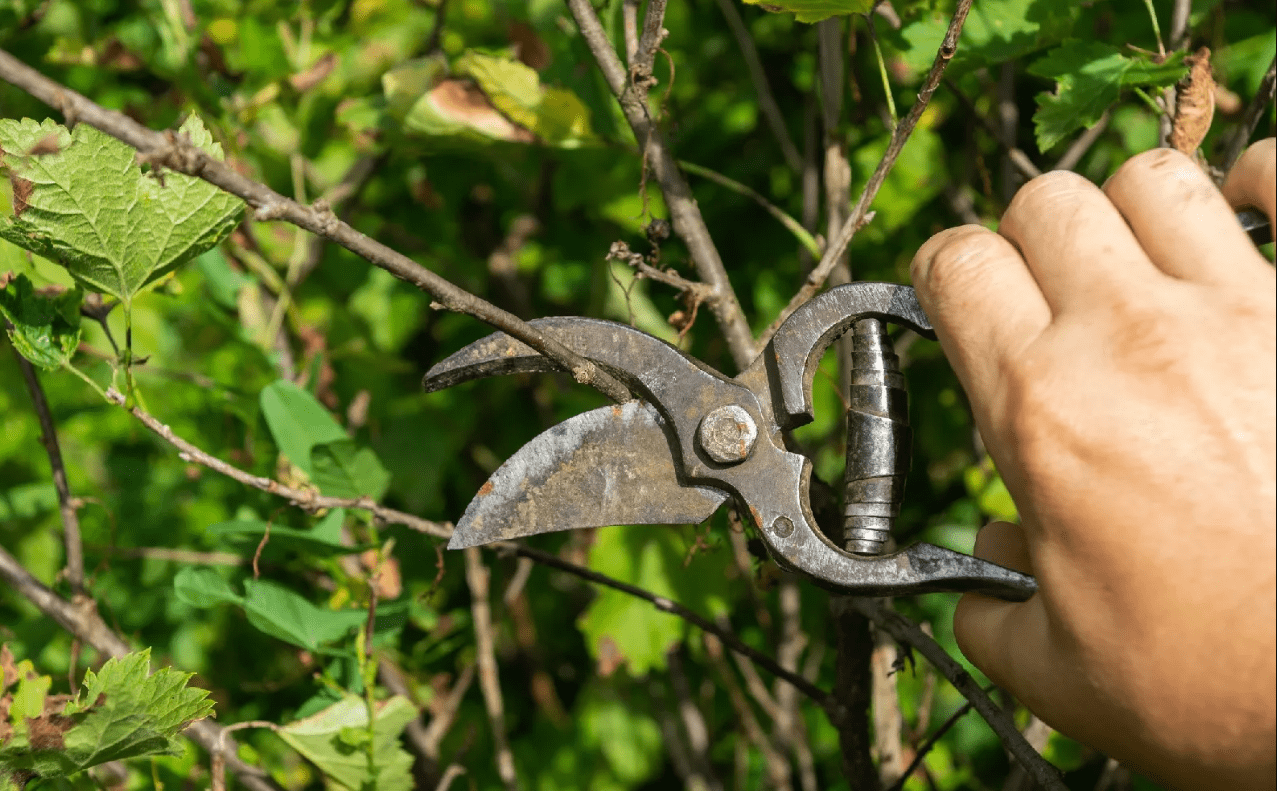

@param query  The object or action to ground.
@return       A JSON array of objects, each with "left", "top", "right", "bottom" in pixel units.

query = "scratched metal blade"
[{"left": 449, "top": 401, "right": 727, "bottom": 549}]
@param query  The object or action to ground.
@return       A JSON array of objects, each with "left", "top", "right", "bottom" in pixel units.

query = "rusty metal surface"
[
  {"left": 448, "top": 402, "right": 726, "bottom": 549},
  {"left": 427, "top": 283, "right": 1038, "bottom": 602}
]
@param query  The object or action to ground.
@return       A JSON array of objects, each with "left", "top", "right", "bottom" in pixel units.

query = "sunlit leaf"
[
  {"left": 0, "top": 117, "right": 243, "bottom": 307},
  {"left": 740, "top": 0, "right": 874, "bottom": 24},
  {"left": 1028, "top": 41, "right": 1186, "bottom": 152},
  {"left": 0, "top": 273, "right": 81, "bottom": 370},
  {"left": 277, "top": 695, "right": 415, "bottom": 791}
]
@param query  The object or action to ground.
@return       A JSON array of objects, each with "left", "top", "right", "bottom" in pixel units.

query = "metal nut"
[{"left": 697, "top": 405, "right": 758, "bottom": 464}]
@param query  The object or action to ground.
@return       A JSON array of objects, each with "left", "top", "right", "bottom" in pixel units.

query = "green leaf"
[
  {"left": 277, "top": 695, "right": 416, "bottom": 791},
  {"left": 456, "top": 51, "right": 594, "bottom": 147},
  {"left": 8, "top": 669, "right": 49, "bottom": 724},
  {"left": 740, "top": 0, "right": 874, "bottom": 24},
  {"left": 0, "top": 274, "right": 82, "bottom": 370},
  {"left": 206, "top": 510, "right": 378, "bottom": 558},
  {"left": 0, "top": 649, "right": 213, "bottom": 780},
  {"left": 578, "top": 525, "right": 732, "bottom": 675},
  {"left": 259, "top": 379, "right": 348, "bottom": 477},
  {"left": 173, "top": 567, "right": 244, "bottom": 608},
  {"left": 886, "top": 0, "right": 1080, "bottom": 74},
  {"left": 1028, "top": 41, "right": 1187, "bottom": 151},
  {"left": 0, "top": 117, "right": 243, "bottom": 307},
  {"left": 242, "top": 579, "right": 368, "bottom": 651},
  {"left": 311, "top": 440, "right": 392, "bottom": 500}
]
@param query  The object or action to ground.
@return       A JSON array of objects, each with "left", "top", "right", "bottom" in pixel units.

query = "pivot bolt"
[{"left": 697, "top": 405, "right": 758, "bottom": 464}]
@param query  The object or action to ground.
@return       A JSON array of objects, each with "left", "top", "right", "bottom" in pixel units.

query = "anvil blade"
[{"left": 448, "top": 401, "right": 728, "bottom": 549}]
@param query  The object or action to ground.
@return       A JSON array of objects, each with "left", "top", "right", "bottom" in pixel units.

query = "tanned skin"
[{"left": 911, "top": 141, "right": 1276, "bottom": 791}]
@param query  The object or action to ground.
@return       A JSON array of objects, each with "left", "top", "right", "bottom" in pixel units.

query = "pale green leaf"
[
  {"left": 242, "top": 578, "right": 368, "bottom": 651},
  {"left": 578, "top": 525, "right": 732, "bottom": 675},
  {"left": 740, "top": 0, "right": 873, "bottom": 24},
  {"left": 259, "top": 379, "right": 348, "bottom": 477},
  {"left": 277, "top": 695, "right": 416, "bottom": 791},
  {"left": 206, "top": 510, "right": 377, "bottom": 557},
  {"left": 173, "top": 567, "right": 244, "bottom": 608},
  {"left": 1028, "top": 41, "right": 1187, "bottom": 151},
  {"left": 0, "top": 117, "right": 243, "bottom": 306},
  {"left": 457, "top": 51, "right": 594, "bottom": 147},
  {"left": 311, "top": 440, "right": 392, "bottom": 500},
  {"left": 0, "top": 273, "right": 81, "bottom": 370}
]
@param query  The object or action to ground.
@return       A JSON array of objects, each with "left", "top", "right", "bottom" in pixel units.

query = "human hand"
[{"left": 910, "top": 141, "right": 1276, "bottom": 790}]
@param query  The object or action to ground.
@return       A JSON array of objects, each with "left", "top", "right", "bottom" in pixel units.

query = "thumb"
[{"left": 953, "top": 521, "right": 1040, "bottom": 691}]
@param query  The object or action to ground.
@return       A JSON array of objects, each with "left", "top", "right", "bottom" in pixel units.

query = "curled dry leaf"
[{"left": 1170, "top": 47, "right": 1215, "bottom": 156}]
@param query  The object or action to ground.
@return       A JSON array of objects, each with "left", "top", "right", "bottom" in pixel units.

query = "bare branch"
[
  {"left": 421, "top": 664, "right": 478, "bottom": 759},
  {"left": 714, "top": 0, "right": 802, "bottom": 172},
  {"left": 106, "top": 387, "right": 453, "bottom": 540},
  {"left": 872, "top": 632, "right": 906, "bottom": 787},
  {"left": 12, "top": 346, "right": 84, "bottom": 595},
  {"left": 943, "top": 77, "right": 1042, "bottom": 181},
  {"left": 1221, "top": 54, "right": 1277, "bottom": 170},
  {"left": 623, "top": 0, "right": 641, "bottom": 65},
  {"left": 0, "top": 544, "right": 284, "bottom": 791},
  {"left": 464, "top": 548, "right": 520, "bottom": 791},
  {"left": 886, "top": 699, "right": 975, "bottom": 791},
  {"left": 634, "top": 0, "right": 670, "bottom": 80},
  {"left": 565, "top": 0, "right": 758, "bottom": 369},
  {"left": 704, "top": 633, "right": 792, "bottom": 791},
  {"left": 0, "top": 48, "right": 632, "bottom": 404},
  {"left": 832, "top": 598, "right": 879, "bottom": 790},
  {"left": 513, "top": 543, "right": 835, "bottom": 710},
  {"left": 849, "top": 598, "right": 1068, "bottom": 791},
  {"left": 1054, "top": 110, "right": 1110, "bottom": 172},
  {"left": 667, "top": 644, "right": 722, "bottom": 791},
  {"left": 760, "top": 0, "right": 975, "bottom": 347}
]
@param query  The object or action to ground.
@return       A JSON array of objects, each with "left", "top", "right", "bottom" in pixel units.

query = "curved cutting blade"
[{"left": 449, "top": 401, "right": 728, "bottom": 549}]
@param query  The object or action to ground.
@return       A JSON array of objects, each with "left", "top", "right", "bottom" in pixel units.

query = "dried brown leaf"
[{"left": 1170, "top": 47, "right": 1215, "bottom": 155}]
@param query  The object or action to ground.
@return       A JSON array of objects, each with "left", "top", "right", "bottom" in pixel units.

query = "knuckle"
[
  {"left": 1004, "top": 171, "right": 1099, "bottom": 233},
  {"left": 913, "top": 226, "right": 1002, "bottom": 300}
]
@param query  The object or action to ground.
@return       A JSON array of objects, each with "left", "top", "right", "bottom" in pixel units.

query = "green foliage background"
[{"left": 0, "top": 0, "right": 1273, "bottom": 789}]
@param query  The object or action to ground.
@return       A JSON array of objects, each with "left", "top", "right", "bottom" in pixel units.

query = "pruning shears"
[
  {"left": 424, "top": 282, "right": 1036, "bottom": 602},
  {"left": 423, "top": 211, "right": 1271, "bottom": 603}
]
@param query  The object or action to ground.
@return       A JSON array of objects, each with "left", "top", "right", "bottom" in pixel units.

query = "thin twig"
[
  {"left": 773, "top": 575, "right": 808, "bottom": 780},
  {"left": 0, "top": 544, "right": 284, "bottom": 791},
  {"left": 1054, "top": 110, "right": 1110, "bottom": 172},
  {"left": 0, "top": 49, "right": 631, "bottom": 404},
  {"left": 832, "top": 598, "right": 879, "bottom": 790},
  {"left": 886, "top": 700, "right": 976, "bottom": 791},
  {"left": 622, "top": 0, "right": 640, "bottom": 65},
  {"left": 88, "top": 545, "right": 245, "bottom": 566},
  {"left": 944, "top": 77, "right": 1042, "bottom": 181},
  {"left": 565, "top": 0, "right": 757, "bottom": 369},
  {"left": 513, "top": 541, "right": 833, "bottom": 708},
  {"left": 760, "top": 0, "right": 975, "bottom": 347},
  {"left": 677, "top": 158, "right": 823, "bottom": 257},
  {"left": 12, "top": 346, "right": 84, "bottom": 595},
  {"left": 1221, "top": 54, "right": 1277, "bottom": 170},
  {"left": 433, "top": 764, "right": 467, "bottom": 791},
  {"left": 704, "top": 633, "right": 792, "bottom": 791},
  {"left": 633, "top": 0, "right": 669, "bottom": 80},
  {"left": 421, "top": 664, "right": 477, "bottom": 759},
  {"left": 667, "top": 644, "right": 722, "bottom": 791},
  {"left": 106, "top": 387, "right": 453, "bottom": 540},
  {"left": 713, "top": 0, "right": 802, "bottom": 172},
  {"left": 849, "top": 598, "right": 1068, "bottom": 791},
  {"left": 463, "top": 547, "right": 520, "bottom": 791},
  {"left": 872, "top": 631, "right": 906, "bottom": 787}
]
